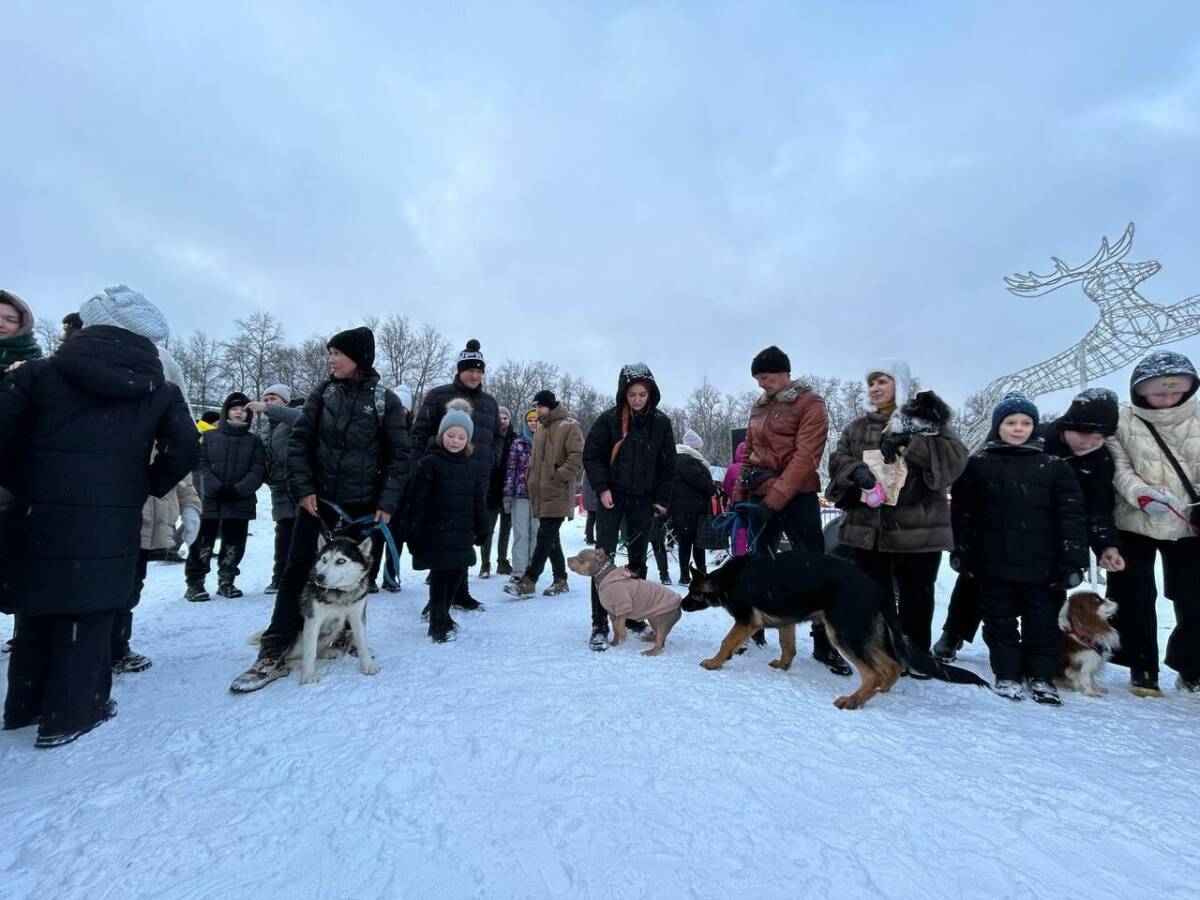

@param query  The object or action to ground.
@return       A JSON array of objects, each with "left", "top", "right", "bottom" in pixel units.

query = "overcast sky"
[{"left": 3, "top": 1, "right": 1199, "bottom": 412}]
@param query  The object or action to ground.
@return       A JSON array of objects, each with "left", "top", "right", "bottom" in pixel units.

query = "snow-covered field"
[{"left": 2, "top": 499, "right": 1197, "bottom": 900}]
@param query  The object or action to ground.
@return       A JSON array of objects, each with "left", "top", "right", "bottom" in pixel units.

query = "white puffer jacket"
[{"left": 1108, "top": 396, "right": 1200, "bottom": 541}]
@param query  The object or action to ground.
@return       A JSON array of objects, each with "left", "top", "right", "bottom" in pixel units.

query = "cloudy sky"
[{"left": 3, "top": 1, "right": 1199, "bottom": 412}]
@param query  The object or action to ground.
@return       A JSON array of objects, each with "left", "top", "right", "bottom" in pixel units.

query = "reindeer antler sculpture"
[{"left": 962, "top": 223, "right": 1200, "bottom": 448}]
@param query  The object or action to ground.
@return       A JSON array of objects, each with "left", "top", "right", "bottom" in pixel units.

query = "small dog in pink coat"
[{"left": 568, "top": 548, "right": 682, "bottom": 655}]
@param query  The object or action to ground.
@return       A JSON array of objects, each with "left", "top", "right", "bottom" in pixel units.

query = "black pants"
[
  {"left": 750, "top": 492, "right": 834, "bottom": 657},
  {"left": 854, "top": 549, "right": 941, "bottom": 652},
  {"left": 259, "top": 503, "right": 374, "bottom": 658},
  {"left": 428, "top": 569, "right": 465, "bottom": 628},
  {"left": 185, "top": 518, "right": 250, "bottom": 586},
  {"left": 1107, "top": 531, "right": 1200, "bottom": 683},
  {"left": 941, "top": 572, "right": 983, "bottom": 643},
  {"left": 111, "top": 549, "right": 150, "bottom": 661},
  {"left": 979, "top": 576, "right": 1060, "bottom": 681},
  {"left": 651, "top": 539, "right": 670, "bottom": 579},
  {"left": 480, "top": 508, "right": 511, "bottom": 566},
  {"left": 369, "top": 534, "right": 403, "bottom": 585},
  {"left": 526, "top": 516, "right": 566, "bottom": 582},
  {"left": 272, "top": 517, "right": 295, "bottom": 586},
  {"left": 591, "top": 492, "right": 655, "bottom": 630},
  {"left": 585, "top": 510, "right": 596, "bottom": 543},
  {"left": 672, "top": 513, "right": 706, "bottom": 581},
  {"left": 5, "top": 609, "right": 116, "bottom": 736}
]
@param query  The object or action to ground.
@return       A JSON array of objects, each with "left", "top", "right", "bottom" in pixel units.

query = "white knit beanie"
[
  {"left": 79, "top": 285, "right": 170, "bottom": 343},
  {"left": 682, "top": 428, "right": 704, "bottom": 451},
  {"left": 864, "top": 359, "right": 912, "bottom": 412}
]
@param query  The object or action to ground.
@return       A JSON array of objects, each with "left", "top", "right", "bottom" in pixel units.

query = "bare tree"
[
  {"left": 226, "top": 311, "right": 286, "bottom": 401},
  {"left": 375, "top": 314, "right": 420, "bottom": 388},
  {"left": 33, "top": 317, "right": 61, "bottom": 356},
  {"left": 176, "top": 331, "right": 225, "bottom": 411},
  {"left": 409, "top": 323, "right": 453, "bottom": 405}
]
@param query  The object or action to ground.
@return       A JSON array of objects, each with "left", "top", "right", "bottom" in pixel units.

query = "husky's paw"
[
  {"left": 359, "top": 661, "right": 380, "bottom": 676},
  {"left": 299, "top": 671, "right": 319, "bottom": 685}
]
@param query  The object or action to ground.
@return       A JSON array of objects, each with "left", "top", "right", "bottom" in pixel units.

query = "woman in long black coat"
[
  {"left": 670, "top": 429, "right": 717, "bottom": 585},
  {"left": 0, "top": 323, "right": 198, "bottom": 747}
]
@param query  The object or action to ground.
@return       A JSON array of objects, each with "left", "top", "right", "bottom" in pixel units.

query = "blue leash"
[
  {"left": 710, "top": 502, "right": 771, "bottom": 555},
  {"left": 317, "top": 498, "right": 403, "bottom": 585}
]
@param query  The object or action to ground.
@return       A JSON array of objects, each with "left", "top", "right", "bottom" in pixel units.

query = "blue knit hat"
[
  {"left": 991, "top": 391, "right": 1039, "bottom": 431},
  {"left": 438, "top": 398, "right": 474, "bottom": 441}
]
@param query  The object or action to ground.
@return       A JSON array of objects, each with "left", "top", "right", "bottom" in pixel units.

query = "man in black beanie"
[
  {"left": 410, "top": 338, "right": 503, "bottom": 615},
  {"left": 230, "top": 324, "right": 411, "bottom": 692}
]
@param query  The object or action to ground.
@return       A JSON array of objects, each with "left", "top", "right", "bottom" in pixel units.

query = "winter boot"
[
  {"left": 1176, "top": 675, "right": 1200, "bottom": 695},
  {"left": 542, "top": 578, "right": 569, "bottom": 597},
  {"left": 420, "top": 602, "right": 431, "bottom": 621},
  {"left": 679, "top": 573, "right": 691, "bottom": 587},
  {"left": 1028, "top": 679, "right": 1062, "bottom": 706},
  {"left": 901, "top": 666, "right": 932, "bottom": 681},
  {"left": 216, "top": 582, "right": 243, "bottom": 599},
  {"left": 35, "top": 699, "right": 117, "bottom": 749},
  {"left": 751, "top": 629, "right": 767, "bottom": 647},
  {"left": 2, "top": 639, "right": 11, "bottom": 654},
  {"left": 503, "top": 576, "right": 536, "bottom": 598},
  {"left": 382, "top": 576, "right": 402, "bottom": 593},
  {"left": 1130, "top": 673, "right": 1164, "bottom": 698},
  {"left": 813, "top": 646, "right": 853, "bottom": 677},
  {"left": 452, "top": 594, "right": 485, "bottom": 612},
  {"left": 659, "top": 573, "right": 672, "bottom": 585},
  {"left": 229, "top": 656, "right": 290, "bottom": 693},
  {"left": 589, "top": 627, "right": 609, "bottom": 652},
  {"left": 994, "top": 679, "right": 1024, "bottom": 701},
  {"left": 932, "top": 630, "right": 963, "bottom": 663},
  {"left": 366, "top": 582, "right": 380, "bottom": 594},
  {"left": 496, "top": 559, "right": 513, "bottom": 576},
  {"left": 264, "top": 580, "right": 279, "bottom": 595},
  {"left": 184, "top": 583, "right": 211, "bottom": 603},
  {"left": 429, "top": 616, "right": 459, "bottom": 643},
  {"left": 479, "top": 561, "right": 491, "bottom": 579},
  {"left": 112, "top": 652, "right": 153, "bottom": 675}
]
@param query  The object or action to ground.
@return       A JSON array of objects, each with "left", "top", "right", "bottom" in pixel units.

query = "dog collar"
[
  {"left": 592, "top": 558, "right": 619, "bottom": 587},
  {"left": 1065, "top": 623, "right": 1107, "bottom": 655}
]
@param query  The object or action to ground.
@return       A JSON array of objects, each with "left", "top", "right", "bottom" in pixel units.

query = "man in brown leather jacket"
[{"left": 734, "top": 344, "right": 850, "bottom": 675}]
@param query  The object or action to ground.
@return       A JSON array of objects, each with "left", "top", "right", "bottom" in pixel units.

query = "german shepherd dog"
[{"left": 681, "top": 552, "right": 989, "bottom": 709}]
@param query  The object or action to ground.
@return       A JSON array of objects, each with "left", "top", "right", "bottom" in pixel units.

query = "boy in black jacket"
[
  {"left": 950, "top": 393, "right": 1088, "bottom": 705},
  {"left": 186, "top": 392, "right": 266, "bottom": 601}
]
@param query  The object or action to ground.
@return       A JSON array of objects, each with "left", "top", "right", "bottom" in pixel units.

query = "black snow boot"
[
  {"left": 625, "top": 619, "right": 648, "bottom": 634},
  {"left": 452, "top": 595, "right": 485, "bottom": 612},
  {"left": 1028, "top": 679, "right": 1062, "bottom": 706},
  {"left": 264, "top": 580, "right": 279, "bottom": 595},
  {"left": 1177, "top": 676, "right": 1200, "bottom": 695},
  {"left": 813, "top": 646, "right": 853, "bottom": 677},
  {"left": 35, "top": 699, "right": 117, "bottom": 749},
  {"left": 589, "top": 627, "right": 609, "bottom": 652},
  {"left": 184, "top": 583, "right": 210, "bottom": 602},
  {"left": 932, "top": 630, "right": 963, "bottom": 663},
  {"left": 429, "top": 616, "right": 459, "bottom": 643},
  {"left": 216, "top": 582, "right": 243, "bottom": 599},
  {"left": 496, "top": 559, "right": 513, "bottom": 576},
  {"left": 994, "top": 679, "right": 1024, "bottom": 701},
  {"left": 112, "top": 652, "right": 153, "bottom": 675}
]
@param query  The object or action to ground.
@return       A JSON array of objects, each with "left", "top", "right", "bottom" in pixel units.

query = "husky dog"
[{"left": 297, "top": 533, "right": 379, "bottom": 684}]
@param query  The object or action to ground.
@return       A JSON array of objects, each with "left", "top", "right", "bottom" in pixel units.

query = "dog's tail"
[{"left": 878, "top": 602, "right": 991, "bottom": 689}]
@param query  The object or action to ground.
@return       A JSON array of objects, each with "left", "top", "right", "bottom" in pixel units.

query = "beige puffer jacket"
[
  {"left": 1109, "top": 396, "right": 1200, "bottom": 541},
  {"left": 140, "top": 475, "right": 201, "bottom": 550}
]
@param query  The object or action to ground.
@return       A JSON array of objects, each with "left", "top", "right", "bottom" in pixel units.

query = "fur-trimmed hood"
[
  {"left": 864, "top": 359, "right": 912, "bottom": 413},
  {"left": 754, "top": 379, "right": 812, "bottom": 407}
]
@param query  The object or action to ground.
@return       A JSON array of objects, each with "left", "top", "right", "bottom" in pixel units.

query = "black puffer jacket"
[
  {"left": 950, "top": 432, "right": 1088, "bottom": 584},
  {"left": 488, "top": 424, "right": 517, "bottom": 508},
  {"left": 198, "top": 393, "right": 266, "bottom": 520},
  {"left": 411, "top": 377, "right": 503, "bottom": 483},
  {"left": 287, "top": 375, "right": 411, "bottom": 514},
  {"left": 583, "top": 365, "right": 676, "bottom": 505},
  {"left": 263, "top": 402, "right": 302, "bottom": 521},
  {"left": 405, "top": 441, "right": 488, "bottom": 570},
  {"left": 1044, "top": 425, "right": 1122, "bottom": 556},
  {"left": 670, "top": 447, "right": 716, "bottom": 520},
  {"left": 0, "top": 326, "right": 199, "bottom": 615}
]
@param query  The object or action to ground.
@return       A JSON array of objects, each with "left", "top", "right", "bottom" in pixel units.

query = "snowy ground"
[{"left": 2, "top": 498, "right": 1198, "bottom": 900}]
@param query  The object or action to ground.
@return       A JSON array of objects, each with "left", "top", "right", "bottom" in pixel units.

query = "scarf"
[{"left": 0, "top": 332, "right": 42, "bottom": 370}]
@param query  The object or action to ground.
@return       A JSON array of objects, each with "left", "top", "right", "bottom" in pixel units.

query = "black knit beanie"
[
  {"left": 751, "top": 345, "right": 791, "bottom": 376},
  {"left": 327, "top": 326, "right": 376, "bottom": 371},
  {"left": 1058, "top": 388, "right": 1119, "bottom": 437},
  {"left": 533, "top": 389, "right": 559, "bottom": 409},
  {"left": 457, "top": 339, "right": 485, "bottom": 373}
]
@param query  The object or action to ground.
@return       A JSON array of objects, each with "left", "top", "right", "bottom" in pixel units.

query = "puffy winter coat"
[
  {"left": 735, "top": 380, "right": 828, "bottom": 510},
  {"left": 1044, "top": 426, "right": 1122, "bottom": 555},
  {"left": 487, "top": 424, "right": 517, "bottom": 509},
  {"left": 528, "top": 405, "right": 584, "bottom": 518},
  {"left": 722, "top": 442, "right": 746, "bottom": 498},
  {"left": 581, "top": 473, "right": 598, "bottom": 512},
  {"left": 583, "top": 363, "right": 676, "bottom": 505},
  {"left": 287, "top": 375, "right": 411, "bottom": 514},
  {"left": 950, "top": 435, "right": 1088, "bottom": 584},
  {"left": 1109, "top": 398, "right": 1200, "bottom": 542},
  {"left": 411, "top": 378, "right": 503, "bottom": 483},
  {"left": 671, "top": 445, "right": 717, "bottom": 522},
  {"left": 0, "top": 325, "right": 199, "bottom": 615},
  {"left": 198, "top": 395, "right": 267, "bottom": 520},
  {"left": 826, "top": 395, "right": 968, "bottom": 554},
  {"left": 504, "top": 434, "right": 533, "bottom": 500},
  {"left": 263, "top": 403, "right": 302, "bottom": 520},
  {"left": 141, "top": 475, "right": 201, "bottom": 550},
  {"left": 405, "top": 442, "right": 488, "bottom": 570}
]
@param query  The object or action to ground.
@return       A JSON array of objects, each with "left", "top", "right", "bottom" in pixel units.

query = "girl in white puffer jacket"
[{"left": 1107, "top": 350, "right": 1200, "bottom": 697}]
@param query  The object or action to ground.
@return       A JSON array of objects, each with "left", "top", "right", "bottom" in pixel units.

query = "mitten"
[
  {"left": 179, "top": 507, "right": 201, "bottom": 545},
  {"left": 1138, "top": 490, "right": 1181, "bottom": 518},
  {"left": 850, "top": 465, "right": 877, "bottom": 491}
]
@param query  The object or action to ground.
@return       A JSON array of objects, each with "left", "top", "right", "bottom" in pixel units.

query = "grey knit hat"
[
  {"left": 79, "top": 285, "right": 170, "bottom": 342},
  {"left": 263, "top": 383, "right": 293, "bottom": 404}
]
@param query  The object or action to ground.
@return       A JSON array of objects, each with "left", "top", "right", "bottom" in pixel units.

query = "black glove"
[
  {"left": 880, "top": 433, "right": 912, "bottom": 464},
  {"left": 1056, "top": 569, "right": 1083, "bottom": 590},
  {"left": 751, "top": 502, "right": 777, "bottom": 533},
  {"left": 216, "top": 485, "right": 239, "bottom": 502},
  {"left": 949, "top": 554, "right": 972, "bottom": 577},
  {"left": 850, "top": 466, "right": 877, "bottom": 492}
]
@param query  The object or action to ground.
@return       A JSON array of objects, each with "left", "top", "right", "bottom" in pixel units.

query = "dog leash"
[
  {"left": 317, "top": 498, "right": 403, "bottom": 584},
  {"left": 711, "top": 503, "right": 773, "bottom": 556}
]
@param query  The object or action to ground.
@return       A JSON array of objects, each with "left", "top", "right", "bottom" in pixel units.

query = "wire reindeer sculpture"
[{"left": 961, "top": 223, "right": 1200, "bottom": 448}]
